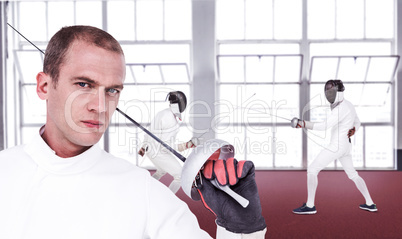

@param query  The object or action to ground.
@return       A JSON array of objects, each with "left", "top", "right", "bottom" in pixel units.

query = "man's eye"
[
  {"left": 107, "top": 88, "right": 120, "bottom": 95},
  {"left": 78, "top": 82, "right": 89, "bottom": 88}
]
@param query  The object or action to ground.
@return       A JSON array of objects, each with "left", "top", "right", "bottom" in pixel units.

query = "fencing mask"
[
  {"left": 324, "top": 79, "right": 345, "bottom": 104},
  {"left": 167, "top": 91, "right": 187, "bottom": 113},
  {"left": 167, "top": 91, "right": 187, "bottom": 119}
]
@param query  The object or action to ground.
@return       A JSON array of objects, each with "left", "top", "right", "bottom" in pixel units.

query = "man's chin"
[{"left": 73, "top": 132, "right": 104, "bottom": 147}]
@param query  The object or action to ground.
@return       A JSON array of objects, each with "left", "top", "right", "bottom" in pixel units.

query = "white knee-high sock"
[
  {"left": 152, "top": 171, "right": 164, "bottom": 181},
  {"left": 352, "top": 176, "right": 374, "bottom": 205},
  {"left": 306, "top": 173, "right": 318, "bottom": 208},
  {"left": 168, "top": 178, "right": 181, "bottom": 194}
]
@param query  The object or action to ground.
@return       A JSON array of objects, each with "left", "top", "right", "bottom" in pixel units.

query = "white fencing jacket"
[
  {"left": 308, "top": 99, "right": 361, "bottom": 150},
  {"left": 143, "top": 108, "right": 180, "bottom": 158},
  {"left": 0, "top": 132, "right": 211, "bottom": 239}
]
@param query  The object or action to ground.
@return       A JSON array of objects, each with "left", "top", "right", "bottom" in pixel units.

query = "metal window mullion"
[
  {"left": 73, "top": 1, "right": 77, "bottom": 25},
  {"left": 220, "top": 53, "right": 303, "bottom": 57},
  {"left": 363, "top": 0, "right": 367, "bottom": 39},
  {"left": 18, "top": 80, "right": 23, "bottom": 145},
  {"left": 271, "top": 56, "right": 276, "bottom": 168},
  {"left": 363, "top": 57, "right": 370, "bottom": 83},
  {"left": 10, "top": 2, "right": 19, "bottom": 147},
  {"left": 118, "top": 40, "right": 191, "bottom": 45},
  {"left": 309, "top": 38, "right": 394, "bottom": 44},
  {"left": 185, "top": 64, "right": 191, "bottom": 83},
  {"left": 391, "top": 80, "right": 395, "bottom": 169},
  {"left": 16, "top": 1, "right": 22, "bottom": 51},
  {"left": 390, "top": 0, "right": 397, "bottom": 53},
  {"left": 0, "top": 2, "right": 5, "bottom": 150},
  {"left": 335, "top": 57, "right": 341, "bottom": 79},
  {"left": 311, "top": 80, "right": 393, "bottom": 85},
  {"left": 12, "top": 49, "right": 23, "bottom": 145},
  {"left": 301, "top": 0, "right": 309, "bottom": 169},
  {"left": 45, "top": 1, "right": 49, "bottom": 40},
  {"left": 102, "top": 1, "right": 107, "bottom": 31},
  {"left": 243, "top": 56, "right": 247, "bottom": 83},
  {"left": 130, "top": 66, "right": 137, "bottom": 84},
  {"left": 123, "top": 82, "right": 190, "bottom": 86},
  {"left": 334, "top": 0, "right": 338, "bottom": 39},
  {"left": 221, "top": 82, "right": 300, "bottom": 85},
  {"left": 15, "top": 1, "right": 19, "bottom": 41},
  {"left": 272, "top": 0, "right": 275, "bottom": 39},
  {"left": 217, "top": 39, "right": 301, "bottom": 44},
  {"left": 134, "top": 0, "right": 137, "bottom": 41},
  {"left": 395, "top": 0, "right": 402, "bottom": 170},
  {"left": 272, "top": 56, "right": 276, "bottom": 84},
  {"left": 243, "top": 0, "right": 246, "bottom": 40},
  {"left": 162, "top": 0, "right": 166, "bottom": 40},
  {"left": 102, "top": 0, "right": 109, "bottom": 152},
  {"left": 159, "top": 65, "right": 165, "bottom": 84},
  {"left": 357, "top": 57, "right": 372, "bottom": 105}
]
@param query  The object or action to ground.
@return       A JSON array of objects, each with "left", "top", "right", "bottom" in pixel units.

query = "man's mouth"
[{"left": 82, "top": 120, "right": 104, "bottom": 129}]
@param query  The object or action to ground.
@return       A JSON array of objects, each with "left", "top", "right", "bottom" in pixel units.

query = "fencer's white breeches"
[
  {"left": 147, "top": 146, "right": 182, "bottom": 194},
  {"left": 306, "top": 143, "right": 374, "bottom": 207},
  {"left": 216, "top": 224, "right": 267, "bottom": 239}
]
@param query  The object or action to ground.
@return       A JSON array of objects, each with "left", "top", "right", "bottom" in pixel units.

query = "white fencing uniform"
[
  {"left": 216, "top": 225, "right": 267, "bottom": 239},
  {"left": 0, "top": 131, "right": 211, "bottom": 239},
  {"left": 143, "top": 108, "right": 183, "bottom": 193},
  {"left": 305, "top": 97, "right": 374, "bottom": 207}
]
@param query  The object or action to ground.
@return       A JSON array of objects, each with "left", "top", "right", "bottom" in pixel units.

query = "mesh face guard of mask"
[
  {"left": 167, "top": 91, "right": 187, "bottom": 113},
  {"left": 324, "top": 79, "right": 345, "bottom": 104}
]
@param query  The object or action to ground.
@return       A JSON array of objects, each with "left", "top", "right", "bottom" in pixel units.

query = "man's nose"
[{"left": 88, "top": 88, "right": 106, "bottom": 113}]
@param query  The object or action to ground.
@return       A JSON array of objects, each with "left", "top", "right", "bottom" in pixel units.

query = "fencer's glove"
[
  {"left": 178, "top": 138, "right": 199, "bottom": 152},
  {"left": 138, "top": 146, "right": 148, "bottom": 157},
  {"left": 192, "top": 158, "right": 267, "bottom": 234},
  {"left": 348, "top": 127, "right": 356, "bottom": 138},
  {"left": 291, "top": 117, "right": 304, "bottom": 128},
  {"left": 190, "top": 137, "right": 200, "bottom": 147}
]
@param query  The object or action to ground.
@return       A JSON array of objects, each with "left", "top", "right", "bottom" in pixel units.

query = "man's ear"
[{"left": 36, "top": 72, "right": 50, "bottom": 100}]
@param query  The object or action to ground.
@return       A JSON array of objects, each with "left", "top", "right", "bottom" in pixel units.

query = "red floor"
[{"left": 159, "top": 170, "right": 402, "bottom": 238}]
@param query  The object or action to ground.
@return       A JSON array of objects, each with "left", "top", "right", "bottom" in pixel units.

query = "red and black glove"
[{"left": 192, "top": 158, "right": 267, "bottom": 234}]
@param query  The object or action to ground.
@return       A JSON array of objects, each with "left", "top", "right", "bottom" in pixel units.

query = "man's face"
[{"left": 45, "top": 40, "right": 125, "bottom": 148}]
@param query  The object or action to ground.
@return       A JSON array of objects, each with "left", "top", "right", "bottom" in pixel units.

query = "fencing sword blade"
[
  {"left": 243, "top": 93, "right": 256, "bottom": 103},
  {"left": 116, "top": 108, "right": 187, "bottom": 162},
  {"left": 218, "top": 93, "right": 292, "bottom": 122},
  {"left": 7, "top": 23, "right": 45, "bottom": 54},
  {"left": 194, "top": 93, "right": 258, "bottom": 138},
  {"left": 232, "top": 105, "right": 292, "bottom": 121},
  {"left": 269, "top": 114, "right": 292, "bottom": 122}
]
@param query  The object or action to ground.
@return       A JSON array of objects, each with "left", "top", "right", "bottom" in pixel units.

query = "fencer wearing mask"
[
  {"left": 138, "top": 91, "right": 198, "bottom": 193},
  {"left": 290, "top": 79, "right": 377, "bottom": 214}
]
